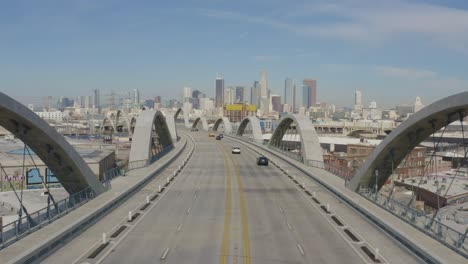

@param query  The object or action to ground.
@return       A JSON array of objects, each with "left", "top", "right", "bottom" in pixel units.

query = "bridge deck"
[
  {"left": 0, "top": 135, "right": 189, "bottom": 264},
  {"left": 41, "top": 133, "right": 420, "bottom": 264}
]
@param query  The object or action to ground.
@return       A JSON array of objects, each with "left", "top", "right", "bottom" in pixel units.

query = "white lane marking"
[
  {"left": 186, "top": 207, "right": 191, "bottom": 215},
  {"left": 279, "top": 206, "right": 284, "bottom": 214},
  {"left": 177, "top": 223, "right": 183, "bottom": 232},
  {"left": 160, "top": 247, "right": 170, "bottom": 260},
  {"left": 297, "top": 243, "right": 305, "bottom": 256},
  {"left": 287, "top": 222, "right": 293, "bottom": 231}
]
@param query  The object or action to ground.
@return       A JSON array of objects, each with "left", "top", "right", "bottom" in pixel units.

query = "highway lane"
[
  {"left": 99, "top": 134, "right": 379, "bottom": 264},
  {"left": 220, "top": 139, "right": 367, "bottom": 264},
  {"left": 99, "top": 132, "right": 227, "bottom": 264},
  {"left": 43, "top": 132, "right": 419, "bottom": 264}
]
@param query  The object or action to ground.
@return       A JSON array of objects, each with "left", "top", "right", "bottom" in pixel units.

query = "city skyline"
[{"left": 2, "top": 1, "right": 468, "bottom": 107}]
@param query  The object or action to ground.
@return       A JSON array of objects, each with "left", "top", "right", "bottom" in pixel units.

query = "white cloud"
[
  {"left": 375, "top": 66, "right": 437, "bottom": 79},
  {"left": 200, "top": 1, "right": 468, "bottom": 53}
]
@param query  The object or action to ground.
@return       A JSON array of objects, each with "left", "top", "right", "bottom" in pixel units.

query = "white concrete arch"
[
  {"left": 129, "top": 110, "right": 173, "bottom": 162},
  {"left": 236, "top": 116, "right": 263, "bottom": 143},
  {"left": 0, "top": 92, "right": 105, "bottom": 195},
  {"left": 192, "top": 117, "right": 209, "bottom": 131},
  {"left": 101, "top": 117, "right": 116, "bottom": 133},
  {"left": 174, "top": 108, "right": 190, "bottom": 128},
  {"left": 269, "top": 114, "right": 323, "bottom": 164},
  {"left": 212, "top": 117, "right": 233, "bottom": 134},
  {"left": 349, "top": 91, "right": 468, "bottom": 191}
]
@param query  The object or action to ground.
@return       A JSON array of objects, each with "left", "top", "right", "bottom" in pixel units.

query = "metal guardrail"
[
  {"left": 266, "top": 145, "right": 354, "bottom": 180},
  {"left": 360, "top": 188, "right": 468, "bottom": 257},
  {"left": 0, "top": 185, "right": 96, "bottom": 249},
  {"left": 229, "top": 134, "right": 465, "bottom": 262},
  {"left": 0, "top": 144, "right": 175, "bottom": 250},
  {"left": 9, "top": 136, "right": 191, "bottom": 264}
]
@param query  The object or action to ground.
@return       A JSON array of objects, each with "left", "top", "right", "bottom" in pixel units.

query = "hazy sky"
[{"left": 1, "top": 0, "right": 468, "bottom": 107}]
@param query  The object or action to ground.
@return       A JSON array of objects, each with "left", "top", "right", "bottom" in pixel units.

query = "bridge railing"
[
  {"left": 360, "top": 188, "right": 468, "bottom": 257},
  {"left": 267, "top": 145, "right": 353, "bottom": 180},
  {"left": 233, "top": 134, "right": 468, "bottom": 257},
  {"left": 0, "top": 184, "right": 96, "bottom": 249},
  {"left": 0, "top": 143, "right": 173, "bottom": 249}
]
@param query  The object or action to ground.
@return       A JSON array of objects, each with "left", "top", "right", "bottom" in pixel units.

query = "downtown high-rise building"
[
  {"left": 225, "top": 86, "right": 235, "bottom": 105},
  {"left": 192, "top": 90, "right": 202, "bottom": 109},
  {"left": 354, "top": 90, "right": 363, "bottom": 111},
  {"left": 271, "top": 95, "right": 282, "bottom": 113},
  {"left": 284, "top": 78, "right": 295, "bottom": 112},
  {"left": 250, "top": 81, "right": 260, "bottom": 107},
  {"left": 235, "top": 86, "right": 245, "bottom": 103},
  {"left": 93, "top": 89, "right": 100, "bottom": 109},
  {"left": 302, "top": 79, "right": 317, "bottom": 108},
  {"left": 133, "top": 89, "right": 140, "bottom": 104},
  {"left": 260, "top": 70, "right": 269, "bottom": 115},
  {"left": 183, "top": 87, "right": 192, "bottom": 103},
  {"left": 215, "top": 77, "right": 224, "bottom": 108}
]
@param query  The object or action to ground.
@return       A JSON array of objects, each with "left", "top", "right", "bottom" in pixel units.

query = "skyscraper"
[
  {"left": 215, "top": 77, "right": 224, "bottom": 108},
  {"left": 133, "top": 89, "right": 140, "bottom": 104},
  {"left": 183, "top": 87, "right": 192, "bottom": 102},
  {"left": 302, "top": 85, "right": 310, "bottom": 109},
  {"left": 302, "top": 79, "right": 317, "bottom": 108},
  {"left": 93, "top": 89, "right": 100, "bottom": 109},
  {"left": 271, "top": 95, "right": 281, "bottom": 113},
  {"left": 260, "top": 70, "right": 269, "bottom": 115},
  {"left": 355, "top": 90, "right": 362, "bottom": 106},
  {"left": 414, "top": 96, "right": 424, "bottom": 112},
  {"left": 154, "top": 96, "right": 161, "bottom": 104},
  {"left": 260, "top": 69, "right": 268, "bottom": 98},
  {"left": 284, "top": 78, "right": 296, "bottom": 112},
  {"left": 192, "top": 90, "right": 202, "bottom": 109},
  {"left": 235, "top": 86, "right": 245, "bottom": 103},
  {"left": 251, "top": 81, "right": 260, "bottom": 107},
  {"left": 225, "top": 86, "right": 234, "bottom": 105},
  {"left": 354, "top": 90, "right": 363, "bottom": 111}
]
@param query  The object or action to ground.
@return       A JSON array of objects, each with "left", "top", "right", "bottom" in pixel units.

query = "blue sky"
[{"left": 1, "top": 0, "right": 468, "bottom": 107}]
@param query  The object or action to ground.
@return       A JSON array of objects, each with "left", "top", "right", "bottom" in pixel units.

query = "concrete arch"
[
  {"left": 165, "top": 115, "right": 178, "bottom": 142},
  {"left": 349, "top": 91, "right": 468, "bottom": 192},
  {"left": 115, "top": 110, "right": 131, "bottom": 133},
  {"left": 174, "top": 108, "right": 190, "bottom": 128},
  {"left": 130, "top": 117, "right": 137, "bottom": 134},
  {"left": 192, "top": 117, "right": 209, "bottom": 131},
  {"left": 101, "top": 117, "right": 116, "bottom": 132},
  {"left": 129, "top": 110, "right": 173, "bottom": 162},
  {"left": 212, "top": 117, "right": 233, "bottom": 134},
  {"left": 0, "top": 92, "right": 105, "bottom": 195},
  {"left": 269, "top": 114, "right": 323, "bottom": 164},
  {"left": 236, "top": 116, "right": 263, "bottom": 143}
]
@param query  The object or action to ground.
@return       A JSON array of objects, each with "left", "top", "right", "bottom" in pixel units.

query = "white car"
[{"left": 231, "top": 147, "right": 241, "bottom": 154}]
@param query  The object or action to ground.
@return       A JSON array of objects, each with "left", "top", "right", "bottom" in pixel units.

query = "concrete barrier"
[
  {"left": 226, "top": 135, "right": 466, "bottom": 264},
  {"left": 1, "top": 135, "right": 192, "bottom": 264}
]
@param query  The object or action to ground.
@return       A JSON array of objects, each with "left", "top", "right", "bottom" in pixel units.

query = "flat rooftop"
[
  {"left": 396, "top": 173, "right": 468, "bottom": 198},
  {"left": 0, "top": 138, "right": 114, "bottom": 167}
]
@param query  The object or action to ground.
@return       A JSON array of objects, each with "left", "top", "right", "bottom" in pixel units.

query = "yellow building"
[{"left": 224, "top": 104, "right": 257, "bottom": 122}]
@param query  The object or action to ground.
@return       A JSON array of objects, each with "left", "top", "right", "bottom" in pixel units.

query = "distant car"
[
  {"left": 219, "top": 134, "right": 224, "bottom": 138},
  {"left": 257, "top": 156, "right": 269, "bottom": 166},
  {"left": 209, "top": 132, "right": 216, "bottom": 137},
  {"left": 232, "top": 147, "right": 241, "bottom": 154},
  {"left": 191, "top": 128, "right": 198, "bottom": 131},
  {"left": 216, "top": 135, "right": 222, "bottom": 140}
]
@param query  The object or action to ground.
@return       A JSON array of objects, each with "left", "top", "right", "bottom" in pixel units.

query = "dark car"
[
  {"left": 219, "top": 134, "right": 224, "bottom": 138},
  {"left": 257, "top": 156, "right": 269, "bottom": 166},
  {"left": 216, "top": 135, "right": 222, "bottom": 140}
]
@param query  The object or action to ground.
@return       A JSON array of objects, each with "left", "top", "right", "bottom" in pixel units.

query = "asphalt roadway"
[{"left": 42, "top": 132, "right": 419, "bottom": 264}]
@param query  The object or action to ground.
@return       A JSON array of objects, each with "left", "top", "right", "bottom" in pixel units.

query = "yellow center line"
[
  {"left": 230, "top": 151, "right": 251, "bottom": 264},
  {"left": 218, "top": 143, "right": 232, "bottom": 264}
]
